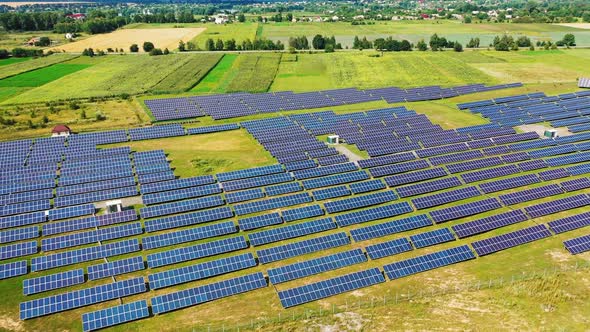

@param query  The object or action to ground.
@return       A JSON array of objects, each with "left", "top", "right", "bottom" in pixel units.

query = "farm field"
[
  {"left": 260, "top": 21, "right": 590, "bottom": 48},
  {"left": 50, "top": 28, "right": 205, "bottom": 53},
  {"left": 0, "top": 63, "right": 90, "bottom": 87},
  {"left": 0, "top": 57, "right": 30, "bottom": 66},
  {"left": 0, "top": 53, "right": 78, "bottom": 80},
  {"left": 191, "top": 54, "right": 238, "bottom": 93},
  {"left": 2, "top": 53, "right": 220, "bottom": 103},
  {"left": 126, "top": 22, "right": 260, "bottom": 49},
  {"left": 150, "top": 53, "right": 222, "bottom": 94},
  {"left": 0, "top": 31, "right": 82, "bottom": 50}
]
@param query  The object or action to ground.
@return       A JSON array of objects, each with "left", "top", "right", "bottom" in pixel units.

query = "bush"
[
  {"left": 143, "top": 42, "right": 155, "bottom": 52},
  {"left": 0, "top": 49, "right": 8, "bottom": 59},
  {"left": 69, "top": 101, "right": 80, "bottom": 110},
  {"left": 129, "top": 44, "right": 139, "bottom": 52},
  {"left": 454, "top": 42, "right": 463, "bottom": 52},
  {"left": 95, "top": 111, "right": 106, "bottom": 121},
  {"left": 34, "top": 37, "right": 51, "bottom": 47},
  {"left": 149, "top": 48, "right": 163, "bottom": 56}
]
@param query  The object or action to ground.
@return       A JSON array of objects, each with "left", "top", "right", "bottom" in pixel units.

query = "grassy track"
[
  {"left": 151, "top": 53, "right": 223, "bottom": 93},
  {"left": 191, "top": 54, "right": 238, "bottom": 93}
]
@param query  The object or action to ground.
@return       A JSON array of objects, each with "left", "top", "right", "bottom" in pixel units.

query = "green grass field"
[
  {"left": 0, "top": 53, "right": 79, "bottom": 80},
  {"left": 0, "top": 57, "right": 30, "bottom": 66},
  {"left": 191, "top": 54, "right": 238, "bottom": 93},
  {"left": 0, "top": 63, "right": 91, "bottom": 87},
  {"left": 260, "top": 21, "right": 590, "bottom": 48}
]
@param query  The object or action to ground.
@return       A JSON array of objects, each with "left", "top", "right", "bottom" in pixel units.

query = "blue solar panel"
[
  {"left": 151, "top": 272, "right": 267, "bottom": 314},
  {"left": 430, "top": 198, "right": 502, "bottom": 223},
  {"left": 20, "top": 277, "right": 146, "bottom": 320},
  {"left": 249, "top": 217, "right": 335, "bottom": 246},
  {"left": 560, "top": 177, "right": 590, "bottom": 192},
  {"left": 143, "top": 184, "right": 221, "bottom": 205},
  {"left": 0, "top": 260, "right": 27, "bottom": 280},
  {"left": 548, "top": 211, "right": 590, "bottom": 234},
  {"left": 524, "top": 194, "right": 590, "bottom": 218},
  {"left": 256, "top": 232, "right": 350, "bottom": 264},
  {"left": 350, "top": 214, "right": 433, "bottom": 242},
  {"left": 82, "top": 300, "right": 149, "bottom": 332},
  {"left": 334, "top": 202, "right": 413, "bottom": 227},
  {"left": 41, "top": 222, "right": 142, "bottom": 251},
  {"left": 411, "top": 186, "right": 481, "bottom": 209},
  {"left": 225, "top": 188, "right": 265, "bottom": 204},
  {"left": 0, "top": 211, "right": 46, "bottom": 230},
  {"left": 563, "top": 234, "right": 590, "bottom": 254},
  {"left": 0, "top": 226, "right": 38, "bottom": 244},
  {"left": 233, "top": 192, "right": 312, "bottom": 216},
  {"left": 349, "top": 179, "right": 386, "bottom": 194},
  {"left": 31, "top": 239, "right": 140, "bottom": 272},
  {"left": 48, "top": 204, "right": 95, "bottom": 221},
  {"left": 142, "top": 221, "right": 236, "bottom": 250},
  {"left": 268, "top": 249, "right": 366, "bottom": 284},
  {"left": 479, "top": 174, "right": 540, "bottom": 194},
  {"left": 383, "top": 245, "right": 475, "bottom": 280},
  {"left": 144, "top": 207, "right": 233, "bottom": 232},
  {"left": 302, "top": 170, "right": 369, "bottom": 190},
  {"left": 324, "top": 191, "right": 398, "bottom": 214},
  {"left": 23, "top": 269, "right": 85, "bottom": 295},
  {"left": 146, "top": 236, "right": 248, "bottom": 268},
  {"left": 237, "top": 212, "right": 282, "bottom": 231},
  {"left": 410, "top": 228, "right": 456, "bottom": 248},
  {"left": 281, "top": 204, "right": 325, "bottom": 222},
  {"left": 148, "top": 253, "right": 256, "bottom": 290},
  {"left": 217, "top": 164, "right": 284, "bottom": 182},
  {"left": 278, "top": 268, "right": 385, "bottom": 308},
  {"left": 265, "top": 182, "right": 303, "bottom": 196},
  {"left": 140, "top": 175, "right": 215, "bottom": 194},
  {"left": 0, "top": 241, "right": 37, "bottom": 260},
  {"left": 365, "top": 237, "right": 413, "bottom": 260},
  {"left": 384, "top": 167, "right": 448, "bottom": 186},
  {"left": 396, "top": 177, "right": 463, "bottom": 198},
  {"left": 140, "top": 195, "right": 224, "bottom": 219},
  {"left": 452, "top": 210, "right": 528, "bottom": 238},
  {"left": 312, "top": 185, "right": 351, "bottom": 201},
  {"left": 499, "top": 184, "right": 563, "bottom": 205},
  {"left": 471, "top": 225, "right": 552, "bottom": 256},
  {"left": 87, "top": 256, "right": 145, "bottom": 280},
  {"left": 369, "top": 160, "right": 430, "bottom": 177},
  {"left": 293, "top": 162, "right": 358, "bottom": 180}
]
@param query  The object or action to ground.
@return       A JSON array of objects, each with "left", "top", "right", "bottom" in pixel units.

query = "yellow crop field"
[{"left": 50, "top": 28, "right": 205, "bottom": 52}]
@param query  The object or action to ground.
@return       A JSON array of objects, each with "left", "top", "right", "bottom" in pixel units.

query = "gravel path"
[{"left": 335, "top": 145, "right": 364, "bottom": 163}]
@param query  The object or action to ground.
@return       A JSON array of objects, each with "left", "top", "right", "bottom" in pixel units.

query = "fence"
[{"left": 193, "top": 260, "right": 590, "bottom": 332}]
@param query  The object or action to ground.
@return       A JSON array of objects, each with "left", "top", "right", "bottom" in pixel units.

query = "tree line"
[
  {"left": 288, "top": 35, "right": 341, "bottom": 52},
  {"left": 201, "top": 38, "right": 285, "bottom": 51}
]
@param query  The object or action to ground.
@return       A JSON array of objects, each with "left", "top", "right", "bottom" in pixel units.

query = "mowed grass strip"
[
  {"left": 191, "top": 54, "right": 238, "bottom": 93},
  {"left": 152, "top": 53, "right": 223, "bottom": 93},
  {"left": 0, "top": 53, "right": 78, "bottom": 80},
  {"left": 0, "top": 57, "right": 30, "bottom": 66},
  {"left": 0, "top": 63, "right": 91, "bottom": 87}
]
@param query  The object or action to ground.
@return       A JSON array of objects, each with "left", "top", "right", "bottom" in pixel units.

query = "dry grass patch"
[{"left": 51, "top": 28, "right": 205, "bottom": 53}]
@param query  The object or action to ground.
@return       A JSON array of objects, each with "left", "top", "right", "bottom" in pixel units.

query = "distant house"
[
  {"left": 51, "top": 124, "right": 71, "bottom": 137},
  {"left": 65, "top": 33, "right": 74, "bottom": 40},
  {"left": 26, "top": 37, "right": 40, "bottom": 46},
  {"left": 66, "top": 13, "right": 86, "bottom": 20},
  {"left": 214, "top": 14, "right": 229, "bottom": 24}
]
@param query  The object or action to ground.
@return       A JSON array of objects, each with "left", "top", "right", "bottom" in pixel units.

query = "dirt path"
[
  {"left": 335, "top": 145, "right": 364, "bottom": 163},
  {"left": 516, "top": 124, "right": 572, "bottom": 137}
]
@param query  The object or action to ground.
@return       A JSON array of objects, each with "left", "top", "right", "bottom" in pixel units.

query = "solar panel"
[
  {"left": 538, "top": 168, "right": 571, "bottom": 181},
  {"left": 365, "top": 237, "right": 413, "bottom": 260},
  {"left": 146, "top": 236, "right": 248, "bottom": 268},
  {"left": 460, "top": 165, "right": 521, "bottom": 183},
  {"left": 31, "top": 239, "right": 140, "bottom": 272},
  {"left": 334, "top": 202, "right": 413, "bottom": 227},
  {"left": 560, "top": 177, "right": 590, "bottom": 192},
  {"left": 524, "top": 194, "right": 590, "bottom": 218},
  {"left": 237, "top": 212, "right": 282, "bottom": 231},
  {"left": 143, "top": 184, "right": 222, "bottom": 205},
  {"left": 265, "top": 182, "right": 303, "bottom": 196},
  {"left": 410, "top": 228, "right": 455, "bottom": 248},
  {"left": 0, "top": 226, "right": 38, "bottom": 244},
  {"left": 151, "top": 272, "right": 267, "bottom": 314},
  {"left": 429, "top": 198, "right": 502, "bottom": 223},
  {"left": 0, "top": 260, "right": 27, "bottom": 280},
  {"left": 277, "top": 268, "right": 385, "bottom": 308},
  {"left": 256, "top": 232, "right": 350, "bottom": 264},
  {"left": 217, "top": 164, "right": 284, "bottom": 182},
  {"left": 82, "top": 300, "right": 149, "bottom": 332},
  {"left": 324, "top": 191, "right": 398, "bottom": 214},
  {"left": 384, "top": 167, "right": 448, "bottom": 186},
  {"left": 302, "top": 170, "right": 369, "bottom": 190},
  {"left": 452, "top": 210, "right": 528, "bottom": 238},
  {"left": 140, "top": 175, "right": 215, "bottom": 194},
  {"left": 144, "top": 207, "right": 233, "bottom": 233},
  {"left": 563, "top": 234, "right": 590, "bottom": 254},
  {"left": 0, "top": 241, "right": 37, "bottom": 260},
  {"left": 548, "top": 211, "right": 590, "bottom": 234},
  {"left": 23, "top": 269, "right": 85, "bottom": 295},
  {"left": 281, "top": 204, "right": 325, "bottom": 222},
  {"left": 41, "top": 222, "right": 142, "bottom": 251},
  {"left": 87, "top": 256, "right": 145, "bottom": 280},
  {"left": 268, "top": 249, "right": 367, "bottom": 284},
  {"left": 470, "top": 225, "right": 552, "bottom": 256},
  {"left": 148, "top": 253, "right": 256, "bottom": 290},
  {"left": 0, "top": 211, "right": 46, "bottom": 230},
  {"left": 350, "top": 214, "right": 433, "bottom": 242},
  {"left": 249, "top": 217, "right": 335, "bottom": 246},
  {"left": 349, "top": 179, "right": 386, "bottom": 194},
  {"left": 233, "top": 192, "right": 311, "bottom": 216},
  {"left": 140, "top": 195, "right": 224, "bottom": 219},
  {"left": 499, "top": 184, "right": 563, "bottom": 205},
  {"left": 293, "top": 162, "right": 358, "bottom": 180},
  {"left": 312, "top": 185, "right": 351, "bottom": 201},
  {"left": 396, "top": 177, "right": 463, "bottom": 198},
  {"left": 479, "top": 174, "right": 540, "bottom": 194},
  {"left": 142, "top": 221, "right": 237, "bottom": 250},
  {"left": 48, "top": 204, "right": 95, "bottom": 221},
  {"left": 369, "top": 160, "right": 430, "bottom": 177},
  {"left": 411, "top": 186, "right": 481, "bottom": 210},
  {"left": 20, "top": 277, "right": 146, "bottom": 320},
  {"left": 383, "top": 245, "right": 476, "bottom": 280}
]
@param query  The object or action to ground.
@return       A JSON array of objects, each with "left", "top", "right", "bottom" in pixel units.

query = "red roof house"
[{"left": 51, "top": 124, "right": 71, "bottom": 137}]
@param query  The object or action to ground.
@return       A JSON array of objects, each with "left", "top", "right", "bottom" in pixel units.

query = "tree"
[
  {"left": 583, "top": 12, "right": 590, "bottom": 23},
  {"left": 325, "top": 44, "right": 335, "bottom": 53},
  {"left": 143, "top": 41, "right": 154, "bottom": 52},
  {"left": 0, "top": 49, "right": 8, "bottom": 59},
  {"left": 149, "top": 48, "right": 163, "bottom": 56},
  {"left": 429, "top": 34, "right": 447, "bottom": 51},
  {"left": 178, "top": 40, "right": 186, "bottom": 52},
  {"left": 454, "top": 42, "right": 463, "bottom": 52},
  {"left": 286, "top": 13, "right": 293, "bottom": 22},
  {"left": 312, "top": 34, "right": 325, "bottom": 49},
  {"left": 562, "top": 34, "right": 576, "bottom": 46},
  {"left": 466, "top": 37, "right": 480, "bottom": 48},
  {"left": 417, "top": 39, "right": 428, "bottom": 51},
  {"left": 34, "top": 36, "right": 50, "bottom": 47},
  {"left": 205, "top": 38, "right": 215, "bottom": 51},
  {"left": 225, "top": 39, "right": 236, "bottom": 51},
  {"left": 516, "top": 36, "right": 532, "bottom": 47},
  {"left": 163, "top": 48, "right": 169, "bottom": 55},
  {"left": 215, "top": 39, "right": 224, "bottom": 51},
  {"left": 237, "top": 13, "right": 246, "bottom": 22},
  {"left": 464, "top": 16, "right": 472, "bottom": 23},
  {"left": 129, "top": 44, "right": 139, "bottom": 52}
]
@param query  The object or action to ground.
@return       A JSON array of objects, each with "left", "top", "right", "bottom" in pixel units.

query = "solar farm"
[{"left": 2, "top": 81, "right": 590, "bottom": 331}]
